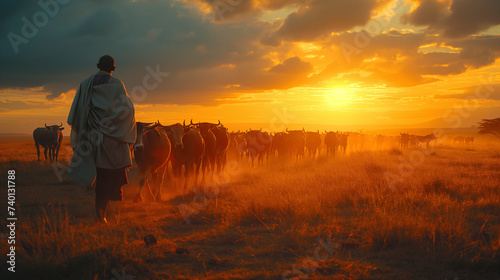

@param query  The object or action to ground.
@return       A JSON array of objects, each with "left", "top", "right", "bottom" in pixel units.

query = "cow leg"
[
  {"left": 201, "top": 157, "right": 208, "bottom": 184},
  {"left": 55, "top": 144, "right": 61, "bottom": 162},
  {"left": 134, "top": 170, "right": 153, "bottom": 203},
  {"left": 35, "top": 143, "right": 41, "bottom": 161},
  {"left": 49, "top": 147, "right": 54, "bottom": 162},
  {"left": 151, "top": 171, "right": 162, "bottom": 202},
  {"left": 43, "top": 147, "right": 49, "bottom": 161},
  {"left": 216, "top": 156, "right": 221, "bottom": 174},
  {"left": 171, "top": 164, "right": 180, "bottom": 189},
  {"left": 194, "top": 159, "right": 202, "bottom": 187},
  {"left": 155, "top": 164, "right": 168, "bottom": 200},
  {"left": 210, "top": 157, "right": 216, "bottom": 180},
  {"left": 184, "top": 162, "right": 192, "bottom": 191}
]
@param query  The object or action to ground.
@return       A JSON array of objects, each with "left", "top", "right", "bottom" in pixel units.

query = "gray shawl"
[{"left": 67, "top": 72, "right": 136, "bottom": 188}]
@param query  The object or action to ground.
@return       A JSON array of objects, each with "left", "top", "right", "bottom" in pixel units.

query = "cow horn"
[
  {"left": 218, "top": 120, "right": 221, "bottom": 126},
  {"left": 317, "top": 130, "right": 319, "bottom": 134},
  {"left": 259, "top": 128, "right": 262, "bottom": 132},
  {"left": 190, "top": 119, "right": 194, "bottom": 126},
  {"left": 59, "top": 122, "right": 63, "bottom": 127},
  {"left": 286, "top": 128, "right": 289, "bottom": 132},
  {"left": 45, "top": 123, "right": 49, "bottom": 128},
  {"left": 183, "top": 120, "right": 186, "bottom": 127}
]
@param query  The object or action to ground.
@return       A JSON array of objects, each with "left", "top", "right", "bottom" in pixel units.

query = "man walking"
[{"left": 67, "top": 55, "right": 136, "bottom": 224}]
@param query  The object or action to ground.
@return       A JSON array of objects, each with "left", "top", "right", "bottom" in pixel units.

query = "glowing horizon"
[{"left": 1, "top": 0, "right": 499, "bottom": 134}]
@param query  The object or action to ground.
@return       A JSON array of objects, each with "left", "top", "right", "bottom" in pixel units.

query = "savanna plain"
[{"left": 0, "top": 135, "right": 499, "bottom": 280}]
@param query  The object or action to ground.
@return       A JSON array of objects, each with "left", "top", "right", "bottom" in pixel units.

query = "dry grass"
[{"left": 0, "top": 138, "right": 499, "bottom": 279}]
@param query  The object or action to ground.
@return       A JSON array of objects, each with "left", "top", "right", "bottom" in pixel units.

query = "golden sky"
[{"left": 1, "top": 0, "right": 499, "bottom": 134}]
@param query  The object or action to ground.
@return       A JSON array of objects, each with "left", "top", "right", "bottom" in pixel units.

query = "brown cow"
[
  {"left": 270, "top": 132, "right": 288, "bottom": 159},
  {"left": 286, "top": 129, "right": 306, "bottom": 162},
  {"left": 305, "top": 130, "right": 321, "bottom": 159},
  {"left": 244, "top": 129, "right": 272, "bottom": 166},
  {"left": 212, "top": 123, "right": 230, "bottom": 173},
  {"left": 324, "top": 131, "right": 339, "bottom": 156},
  {"left": 191, "top": 120, "right": 217, "bottom": 184},
  {"left": 400, "top": 133, "right": 410, "bottom": 149},
  {"left": 133, "top": 122, "right": 171, "bottom": 202},
  {"left": 33, "top": 123, "right": 64, "bottom": 162},
  {"left": 338, "top": 132, "right": 349, "bottom": 154},
  {"left": 160, "top": 122, "right": 205, "bottom": 189}
]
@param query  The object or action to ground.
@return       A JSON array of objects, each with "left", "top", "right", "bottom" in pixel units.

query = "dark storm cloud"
[
  {"left": 192, "top": 0, "right": 306, "bottom": 22},
  {"left": 269, "top": 57, "right": 313, "bottom": 74},
  {"left": 271, "top": 0, "right": 392, "bottom": 42},
  {"left": 0, "top": 0, "right": 274, "bottom": 105},
  {"left": 400, "top": 0, "right": 449, "bottom": 27},
  {"left": 403, "top": 0, "right": 500, "bottom": 38},
  {"left": 2, "top": 0, "right": 500, "bottom": 110}
]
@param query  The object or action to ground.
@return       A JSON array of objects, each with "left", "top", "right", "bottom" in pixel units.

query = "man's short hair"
[{"left": 97, "top": 55, "right": 115, "bottom": 72}]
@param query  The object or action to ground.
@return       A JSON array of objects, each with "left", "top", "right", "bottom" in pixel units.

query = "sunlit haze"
[{"left": 1, "top": 0, "right": 499, "bottom": 134}]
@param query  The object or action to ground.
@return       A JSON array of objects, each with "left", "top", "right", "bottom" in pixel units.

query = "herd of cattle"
[
  {"left": 33, "top": 122, "right": 461, "bottom": 200},
  {"left": 453, "top": 136, "right": 475, "bottom": 145}
]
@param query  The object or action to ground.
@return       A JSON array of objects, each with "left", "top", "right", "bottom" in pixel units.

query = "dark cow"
[
  {"left": 229, "top": 131, "right": 247, "bottom": 162},
  {"left": 244, "top": 129, "right": 272, "bottom": 167},
  {"left": 376, "top": 134, "right": 386, "bottom": 149},
  {"left": 454, "top": 136, "right": 465, "bottom": 144},
  {"left": 349, "top": 132, "right": 366, "bottom": 151},
  {"left": 270, "top": 132, "right": 288, "bottom": 159},
  {"left": 227, "top": 131, "right": 240, "bottom": 161},
  {"left": 191, "top": 120, "right": 217, "bottom": 183},
  {"left": 133, "top": 122, "right": 171, "bottom": 202},
  {"left": 400, "top": 133, "right": 410, "bottom": 149},
  {"left": 305, "top": 130, "right": 321, "bottom": 159},
  {"left": 286, "top": 129, "right": 306, "bottom": 162},
  {"left": 338, "top": 132, "right": 349, "bottom": 154},
  {"left": 212, "top": 123, "right": 230, "bottom": 173},
  {"left": 324, "top": 131, "right": 339, "bottom": 157},
  {"left": 161, "top": 123, "right": 205, "bottom": 189},
  {"left": 414, "top": 133, "right": 437, "bottom": 148},
  {"left": 33, "top": 123, "right": 64, "bottom": 162},
  {"left": 465, "top": 137, "right": 474, "bottom": 145}
]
